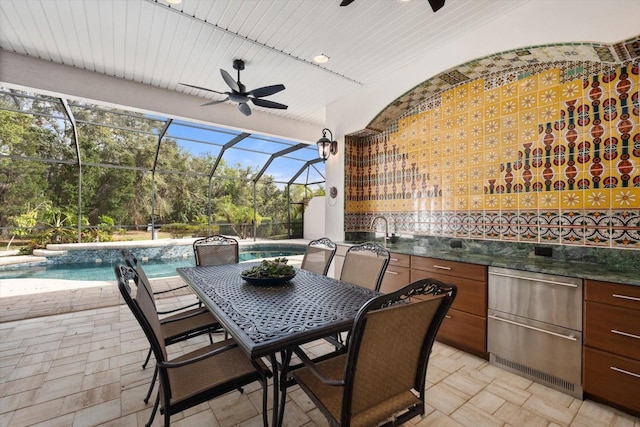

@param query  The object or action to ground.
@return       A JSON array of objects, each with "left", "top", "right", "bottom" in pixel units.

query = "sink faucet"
[{"left": 370, "top": 216, "right": 389, "bottom": 244}]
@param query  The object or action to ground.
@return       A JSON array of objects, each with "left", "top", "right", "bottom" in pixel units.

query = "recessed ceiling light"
[
  {"left": 166, "top": 0, "right": 182, "bottom": 4},
  {"left": 313, "top": 54, "right": 329, "bottom": 64}
]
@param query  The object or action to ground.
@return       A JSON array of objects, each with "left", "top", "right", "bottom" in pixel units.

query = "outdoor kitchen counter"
[{"left": 338, "top": 239, "right": 640, "bottom": 287}]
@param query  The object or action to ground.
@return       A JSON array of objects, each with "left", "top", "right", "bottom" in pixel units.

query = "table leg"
[
  {"left": 269, "top": 353, "right": 280, "bottom": 427},
  {"left": 277, "top": 350, "right": 293, "bottom": 426}
]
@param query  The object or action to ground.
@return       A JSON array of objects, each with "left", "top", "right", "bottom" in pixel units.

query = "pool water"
[{"left": 1, "top": 248, "right": 305, "bottom": 281}]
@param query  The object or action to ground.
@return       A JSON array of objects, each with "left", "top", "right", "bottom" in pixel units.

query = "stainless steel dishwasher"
[{"left": 487, "top": 266, "right": 583, "bottom": 398}]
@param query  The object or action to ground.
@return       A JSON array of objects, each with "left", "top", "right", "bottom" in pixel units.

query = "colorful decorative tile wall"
[{"left": 346, "top": 53, "right": 640, "bottom": 248}]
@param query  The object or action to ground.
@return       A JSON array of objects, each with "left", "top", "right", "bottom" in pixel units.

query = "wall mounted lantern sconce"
[{"left": 316, "top": 128, "right": 338, "bottom": 161}]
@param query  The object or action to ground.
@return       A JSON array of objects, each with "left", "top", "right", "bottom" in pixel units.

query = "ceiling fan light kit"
[{"left": 181, "top": 59, "right": 288, "bottom": 117}]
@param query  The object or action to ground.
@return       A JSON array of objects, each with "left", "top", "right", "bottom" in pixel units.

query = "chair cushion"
[
  {"left": 160, "top": 308, "right": 221, "bottom": 341},
  {"left": 293, "top": 354, "right": 421, "bottom": 427},
  {"left": 167, "top": 339, "right": 266, "bottom": 405}
]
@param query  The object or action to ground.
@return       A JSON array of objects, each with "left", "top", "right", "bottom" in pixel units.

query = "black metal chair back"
[
  {"left": 340, "top": 241, "right": 390, "bottom": 291},
  {"left": 300, "top": 237, "right": 337, "bottom": 276},
  {"left": 193, "top": 235, "right": 239, "bottom": 266}
]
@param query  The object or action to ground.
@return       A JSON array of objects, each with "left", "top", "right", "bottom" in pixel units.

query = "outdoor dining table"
[{"left": 176, "top": 262, "right": 381, "bottom": 427}]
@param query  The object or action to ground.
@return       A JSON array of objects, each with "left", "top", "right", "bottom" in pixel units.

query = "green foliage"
[
  {"left": 9, "top": 208, "right": 38, "bottom": 237},
  {"left": 161, "top": 223, "right": 198, "bottom": 239},
  {"left": 0, "top": 92, "right": 316, "bottom": 241},
  {"left": 241, "top": 258, "right": 295, "bottom": 278}
]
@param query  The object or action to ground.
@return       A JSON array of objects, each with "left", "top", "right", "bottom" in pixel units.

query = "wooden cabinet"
[
  {"left": 379, "top": 252, "right": 411, "bottom": 294},
  {"left": 583, "top": 279, "right": 640, "bottom": 416},
  {"left": 411, "top": 256, "right": 488, "bottom": 358}
]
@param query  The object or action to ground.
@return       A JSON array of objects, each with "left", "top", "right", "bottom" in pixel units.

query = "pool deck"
[{"left": 0, "top": 239, "right": 307, "bottom": 322}]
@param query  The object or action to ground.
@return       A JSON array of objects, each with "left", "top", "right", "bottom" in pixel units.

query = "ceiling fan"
[
  {"left": 340, "top": 0, "right": 445, "bottom": 12},
  {"left": 180, "top": 59, "right": 287, "bottom": 117}
]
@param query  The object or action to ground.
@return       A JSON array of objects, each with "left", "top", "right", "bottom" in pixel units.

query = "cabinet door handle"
[
  {"left": 445, "top": 315, "right": 452, "bottom": 319},
  {"left": 488, "top": 315, "right": 578, "bottom": 341},
  {"left": 433, "top": 265, "right": 452, "bottom": 270},
  {"left": 612, "top": 294, "right": 640, "bottom": 302},
  {"left": 489, "top": 271, "right": 578, "bottom": 288},
  {"left": 385, "top": 271, "right": 399, "bottom": 275},
  {"left": 610, "top": 366, "right": 640, "bottom": 379},
  {"left": 611, "top": 330, "right": 640, "bottom": 340},
  {"left": 390, "top": 257, "right": 399, "bottom": 262}
]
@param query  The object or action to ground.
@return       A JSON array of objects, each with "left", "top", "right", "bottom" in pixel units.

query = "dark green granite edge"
[{"left": 343, "top": 233, "right": 640, "bottom": 287}]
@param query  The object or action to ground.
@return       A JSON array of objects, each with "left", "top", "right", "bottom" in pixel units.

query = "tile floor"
[{"left": 1, "top": 277, "right": 639, "bottom": 427}]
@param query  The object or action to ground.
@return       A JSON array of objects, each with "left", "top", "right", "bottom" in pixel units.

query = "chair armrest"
[
  {"left": 292, "top": 347, "right": 345, "bottom": 387},
  {"left": 158, "top": 342, "right": 239, "bottom": 368},
  {"left": 157, "top": 302, "right": 201, "bottom": 316},
  {"left": 159, "top": 307, "right": 210, "bottom": 324},
  {"left": 153, "top": 284, "right": 189, "bottom": 295}
]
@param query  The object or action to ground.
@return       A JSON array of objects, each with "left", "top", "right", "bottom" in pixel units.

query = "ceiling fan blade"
[
  {"left": 248, "top": 84, "right": 285, "bottom": 98},
  {"left": 201, "top": 98, "right": 228, "bottom": 106},
  {"left": 238, "top": 102, "right": 252, "bottom": 116},
  {"left": 340, "top": 0, "right": 355, "bottom": 6},
  {"left": 180, "top": 83, "right": 227, "bottom": 95},
  {"left": 428, "top": 0, "right": 445, "bottom": 12},
  {"left": 251, "top": 98, "right": 288, "bottom": 110},
  {"left": 220, "top": 69, "right": 240, "bottom": 93}
]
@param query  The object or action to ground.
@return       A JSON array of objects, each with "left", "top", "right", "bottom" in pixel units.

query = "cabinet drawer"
[
  {"left": 411, "top": 256, "right": 486, "bottom": 282},
  {"left": 388, "top": 252, "right": 410, "bottom": 268},
  {"left": 584, "top": 301, "right": 640, "bottom": 360},
  {"left": 436, "top": 307, "right": 487, "bottom": 358},
  {"left": 585, "top": 280, "right": 640, "bottom": 310},
  {"left": 379, "top": 266, "right": 411, "bottom": 294},
  {"left": 411, "top": 269, "right": 486, "bottom": 316},
  {"left": 584, "top": 347, "right": 640, "bottom": 415}
]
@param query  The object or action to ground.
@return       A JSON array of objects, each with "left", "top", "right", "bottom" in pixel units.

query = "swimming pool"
[{"left": 0, "top": 246, "right": 306, "bottom": 281}]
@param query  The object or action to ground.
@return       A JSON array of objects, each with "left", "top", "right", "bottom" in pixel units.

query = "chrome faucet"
[{"left": 370, "top": 216, "right": 389, "bottom": 244}]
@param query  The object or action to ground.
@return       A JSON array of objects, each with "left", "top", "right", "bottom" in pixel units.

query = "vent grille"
[{"left": 493, "top": 355, "right": 577, "bottom": 394}]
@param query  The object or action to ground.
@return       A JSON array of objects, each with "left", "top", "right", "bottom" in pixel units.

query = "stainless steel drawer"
[
  {"left": 488, "top": 266, "right": 583, "bottom": 331},
  {"left": 488, "top": 310, "right": 583, "bottom": 397}
]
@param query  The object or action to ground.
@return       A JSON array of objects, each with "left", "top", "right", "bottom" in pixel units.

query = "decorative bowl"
[{"left": 240, "top": 273, "right": 296, "bottom": 286}]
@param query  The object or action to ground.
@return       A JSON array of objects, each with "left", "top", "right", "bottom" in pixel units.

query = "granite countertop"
[{"left": 338, "top": 240, "right": 640, "bottom": 287}]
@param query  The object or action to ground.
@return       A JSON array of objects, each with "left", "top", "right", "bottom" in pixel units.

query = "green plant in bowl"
[{"left": 241, "top": 258, "right": 295, "bottom": 278}]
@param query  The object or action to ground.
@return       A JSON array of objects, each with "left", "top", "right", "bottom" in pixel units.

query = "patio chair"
[
  {"left": 115, "top": 264, "right": 269, "bottom": 427},
  {"left": 121, "top": 249, "right": 192, "bottom": 304},
  {"left": 300, "top": 237, "right": 337, "bottom": 276},
  {"left": 193, "top": 235, "right": 239, "bottom": 266},
  {"left": 340, "top": 242, "right": 390, "bottom": 292},
  {"left": 291, "top": 278, "right": 457, "bottom": 427},
  {"left": 120, "top": 251, "right": 222, "bottom": 403}
]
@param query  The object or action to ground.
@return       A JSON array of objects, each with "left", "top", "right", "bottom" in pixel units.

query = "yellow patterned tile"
[
  {"left": 455, "top": 169, "right": 468, "bottom": 184},
  {"left": 469, "top": 166, "right": 483, "bottom": 181},
  {"left": 485, "top": 119, "right": 500, "bottom": 134},
  {"left": 584, "top": 189, "right": 611, "bottom": 209},
  {"left": 455, "top": 196, "right": 469, "bottom": 210},
  {"left": 612, "top": 188, "right": 639, "bottom": 209},
  {"left": 559, "top": 79, "right": 583, "bottom": 102},
  {"left": 501, "top": 194, "right": 518, "bottom": 211},
  {"left": 538, "top": 69, "right": 560, "bottom": 88},
  {"left": 454, "top": 113, "right": 468, "bottom": 128},
  {"left": 538, "top": 86, "right": 559, "bottom": 106},
  {"left": 469, "top": 180, "right": 484, "bottom": 195},
  {"left": 470, "top": 108, "right": 483, "bottom": 123},
  {"left": 539, "top": 191, "right": 560, "bottom": 209},
  {"left": 519, "top": 93, "right": 538, "bottom": 110},
  {"left": 502, "top": 114, "right": 518, "bottom": 131},
  {"left": 501, "top": 98, "right": 518, "bottom": 116},
  {"left": 518, "top": 192, "right": 538, "bottom": 210},
  {"left": 501, "top": 82, "right": 518, "bottom": 100},
  {"left": 519, "top": 75, "right": 537, "bottom": 93},
  {"left": 470, "top": 195, "right": 483, "bottom": 210},
  {"left": 485, "top": 87, "right": 500, "bottom": 105},
  {"left": 560, "top": 190, "right": 584, "bottom": 210},
  {"left": 520, "top": 125, "right": 538, "bottom": 143},
  {"left": 441, "top": 89, "right": 454, "bottom": 106},
  {"left": 540, "top": 105, "right": 559, "bottom": 123},
  {"left": 485, "top": 104, "right": 500, "bottom": 120}
]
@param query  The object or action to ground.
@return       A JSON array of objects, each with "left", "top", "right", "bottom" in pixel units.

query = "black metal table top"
[{"left": 177, "top": 263, "right": 380, "bottom": 358}]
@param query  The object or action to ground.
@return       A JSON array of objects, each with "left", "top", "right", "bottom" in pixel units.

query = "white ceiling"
[{"left": 0, "top": 0, "right": 529, "bottom": 126}]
